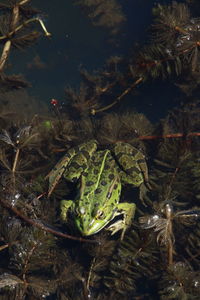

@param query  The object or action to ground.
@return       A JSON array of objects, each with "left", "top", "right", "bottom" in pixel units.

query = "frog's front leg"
[
  {"left": 60, "top": 200, "right": 74, "bottom": 221},
  {"left": 106, "top": 203, "right": 136, "bottom": 240}
]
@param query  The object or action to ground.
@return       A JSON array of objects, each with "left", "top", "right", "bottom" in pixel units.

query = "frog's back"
[{"left": 77, "top": 150, "right": 121, "bottom": 213}]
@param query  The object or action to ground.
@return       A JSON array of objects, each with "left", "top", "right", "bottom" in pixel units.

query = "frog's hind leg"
[
  {"left": 114, "top": 142, "right": 148, "bottom": 187},
  {"left": 46, "top": 147, "right": 80, "bottom": 197},
  {"left": 64, "top": 140, "right": 98, "bottom": 182},
  {"left": 46, "top": 140, "right": 97, "bottom": 197}
]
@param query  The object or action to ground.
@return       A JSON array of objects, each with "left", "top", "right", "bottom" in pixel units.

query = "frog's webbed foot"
[{"left": 106, "top": 203, "right": 136, "bottom": 240}]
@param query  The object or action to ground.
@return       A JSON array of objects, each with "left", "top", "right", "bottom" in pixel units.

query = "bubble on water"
[
  {"left": 194, "top": 280, "right": 200, "bottom": 288},
  {"left": 15, "top": 193, "right": 21, "bottom": 200}
]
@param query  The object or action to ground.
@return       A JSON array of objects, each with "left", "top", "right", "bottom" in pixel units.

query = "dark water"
[{"left": 9, "top": 0, "right": 185, "bottom": 122}]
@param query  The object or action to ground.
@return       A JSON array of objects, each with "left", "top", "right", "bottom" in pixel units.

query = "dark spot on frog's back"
[
  {"left": 82, "top": 171, "right": 88, "bottom": 177},
  {"left": 114, "top": 184, "right": 118, "bottom": 190},
  {"left": 104, "top": 164, "right": 110, "bottom": 170},
  {"left": 95, "top": 188, "right": 102, "bottom": 194},
  {"left": 86, "top": 181, "right": 94, "bottom": 186},
  {"left": 101, "top": 180, "right": 107, "bottom": 186},
  {"left": 93, "top": 168, "right": 99, "bottom": 175},
  {"left": 108, "top": 173, "right": 114, "bottom": 180},
  {"left": 93, "top": 161, "right": 101, "bottom": 167}
]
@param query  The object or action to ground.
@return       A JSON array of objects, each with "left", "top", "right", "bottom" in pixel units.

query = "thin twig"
[
  {"left": 138, "top": 132, "right": 200, "bottom": 140},
  {"left": 91, "top": 77, "right": 143, "bottom": 114},
  {"left": 0, "top": 243, "right": 9, "bottom": 251},
  {"left": 0, "top": 198, "right": 97, "bottom": 244}
]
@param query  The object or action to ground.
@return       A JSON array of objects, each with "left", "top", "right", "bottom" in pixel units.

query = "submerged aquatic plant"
[
  {"left": 63, "top": 2, "right": 200, "bottom": 116},
  {"left": 0, "top": 126, "right": 39, "bottom": 193},
  {"left": 0, "top": 0, "right": 50, "bottom": 90}
]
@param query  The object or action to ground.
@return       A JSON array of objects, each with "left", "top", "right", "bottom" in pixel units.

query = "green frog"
[{"left": 46, "top": 140, "right": 148, "bottom": 240}]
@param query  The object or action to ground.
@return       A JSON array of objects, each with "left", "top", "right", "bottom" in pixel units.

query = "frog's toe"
[{"left": 106, "top": 219, "right": 126, "bottom": 238}]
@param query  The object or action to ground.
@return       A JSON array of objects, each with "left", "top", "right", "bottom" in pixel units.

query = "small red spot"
[{"left": 51, "top": 98, "right": 58, "bottom": 106}]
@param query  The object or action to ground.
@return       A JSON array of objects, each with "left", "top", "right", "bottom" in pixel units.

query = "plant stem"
[
  {"left": 91, "top": 77, "right": 143, "bottom": 114},
  {"left": 0, "top": 41, "right": 11, "bottom": 71},
  {"left": 12, "top": 148, "right": 20, "bottom": 174},
  {"left": 0, "top": 0, "right": 20, "bottom": 71},
  {"left": 0, "top": 2, "right": 50, "bottom": 71},
  {"left": 165, "top": 204, "right": 174, "bottom": 265}
]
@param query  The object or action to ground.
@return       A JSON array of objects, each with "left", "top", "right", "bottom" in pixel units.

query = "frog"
[{"left": 46, "top": 140, "right": 148, "bottom": 240}]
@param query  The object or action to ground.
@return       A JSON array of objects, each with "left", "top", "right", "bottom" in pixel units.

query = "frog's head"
[{"left": 75, "top": 205, "right": 114, "bottom": 236}]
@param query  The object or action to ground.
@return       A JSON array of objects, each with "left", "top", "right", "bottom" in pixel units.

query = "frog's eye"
[{"left": 96, "top": 210, "right": 105, "bottom": 220}]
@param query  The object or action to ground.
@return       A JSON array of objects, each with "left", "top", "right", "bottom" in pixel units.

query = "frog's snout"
[{"left": 76, "top": 218, "right": 105, "bottom": 236}]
